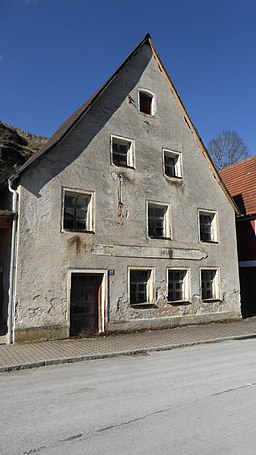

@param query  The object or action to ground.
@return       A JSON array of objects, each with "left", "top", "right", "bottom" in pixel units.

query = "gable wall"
[{"left": 13, "top": 43, "right": 240, "bottom": 340}]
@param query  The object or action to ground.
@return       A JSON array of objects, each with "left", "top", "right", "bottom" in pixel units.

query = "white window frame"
[
  {"left": 167, "top": 268, "right": 190, "bottom": 303},
  {"left": 128, "top": 267, "right": 155, "bottom": 306},
  {"left": 62, "top": 188, "right": 95, "bottom": 233},
  {"left": 200, "top": 268, "right": 220, "bottom": 301},
  {"left": 138, "top": 89, "right": 156, "bottom": 116},
  {"left": 198, "top": 209, "right": 218, "bottom": 243},
  {"left": 110, "top": 134, "right": 135, "bottom": 168},
  {"left": 163, "top": 148, "right": 182, "bottom": 180},
  {"left": 147, "top": 201, "right": 171, "bottom": 239}
]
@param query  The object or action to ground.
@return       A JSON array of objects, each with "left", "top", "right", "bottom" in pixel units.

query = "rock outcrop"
[{"left": 0, "top": 121, "right": 48, "bottom": 184}]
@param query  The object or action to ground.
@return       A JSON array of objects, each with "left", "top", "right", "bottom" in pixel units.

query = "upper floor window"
[
  {"left": 138, "top": 90, "right": 155, "bottom": 116},
  {"left": 111, "top": 135, "right": 134, "bottom": 168},
  {"left": 199, "top": 210, "right": 218, "bottom": 243},
  {"left": 63, "top": 189, "right": 94, "bottom": 232},
  {"left": 163, "top": 149, "right": 182, "bottom": 179},
  {"left": 147, "top": 202, "right": 171, "bottom": 239}
]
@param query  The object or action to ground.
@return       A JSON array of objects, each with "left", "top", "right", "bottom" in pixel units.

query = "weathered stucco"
[{"left": 12, "top": 42, "right": 240, "bottom": 341}]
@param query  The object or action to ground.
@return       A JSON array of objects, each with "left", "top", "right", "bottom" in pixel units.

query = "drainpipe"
[{"left": 7, "top": 174, "right": 18, "bottom": 344}]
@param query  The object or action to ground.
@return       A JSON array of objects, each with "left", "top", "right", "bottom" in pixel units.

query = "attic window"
[{"left": 139, "top": 90, "right": 155, "bottom": 115}]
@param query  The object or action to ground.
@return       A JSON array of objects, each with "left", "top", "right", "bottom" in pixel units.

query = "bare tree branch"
[{"left": 208, "top": 130, "right": 249, "bottom": 170}]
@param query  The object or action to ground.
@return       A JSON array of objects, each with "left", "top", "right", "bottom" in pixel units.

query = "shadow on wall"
[
  {"left": 0, "top": 228, "right": 10, "bottom": 332},
  {"left": 20, "top": 46, "right": 152, "bottom": 197}
]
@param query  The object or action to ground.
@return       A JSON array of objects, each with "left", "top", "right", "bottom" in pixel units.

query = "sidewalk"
[{"left": 1, "top": 317, "right": 256, "bottom": 373}]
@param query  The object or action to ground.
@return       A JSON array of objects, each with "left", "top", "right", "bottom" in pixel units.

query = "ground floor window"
[
  {"left": 127, "top": 267, "right": 219, "bottom": 306},
  {"left": 201, "top": 269, "right": 219, "bottom": 300},
  {"left": 129, "top": 269, "right": 153, "bottom": 305},
  {"left": 168, "top": 269, "right": 189, "bottom": 302}
]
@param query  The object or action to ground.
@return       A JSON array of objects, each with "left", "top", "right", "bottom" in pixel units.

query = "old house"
[
  {"left": 220, "top": 156, "right": 256, "bottom": 318},
  {"left": 0, "top": 34, "right": 241, "bottom": 344}
]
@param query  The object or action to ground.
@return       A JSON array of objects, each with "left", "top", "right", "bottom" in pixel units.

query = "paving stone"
[{"left": 1, "top": 318, "right": 256, "bottom": 372}]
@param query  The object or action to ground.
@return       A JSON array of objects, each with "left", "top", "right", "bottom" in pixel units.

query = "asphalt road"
[{"left": 1, "top": 339, "right": 256, "bottom": 455}]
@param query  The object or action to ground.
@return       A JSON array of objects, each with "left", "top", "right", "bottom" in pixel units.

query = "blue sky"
[{"left": 1, "top": 0, "right": 256, "bottom": 153}]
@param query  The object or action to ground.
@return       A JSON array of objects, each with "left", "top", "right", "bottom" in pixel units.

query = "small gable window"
[{"left": 138, "top": 90, "right": 155, "bottom": 116}]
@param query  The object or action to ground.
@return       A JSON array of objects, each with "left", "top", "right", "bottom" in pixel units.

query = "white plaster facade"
[{"left": 1, "top": 35, "right": 241, "bottom": 342}]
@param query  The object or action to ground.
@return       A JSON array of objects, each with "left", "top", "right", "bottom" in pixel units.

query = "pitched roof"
[
  {"left": 219, "top": 155, "right": 256, "bottom": 215},
  {"left": 10, "top": 34, "right": 237, "bottom": 212},
  {"left": 17, "top": 34, "right": 152, "bottom": 175}
]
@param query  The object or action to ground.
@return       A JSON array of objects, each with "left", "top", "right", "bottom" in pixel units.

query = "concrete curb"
[{"left": 1, "top": 332, "right": 256, "bottom": 373}]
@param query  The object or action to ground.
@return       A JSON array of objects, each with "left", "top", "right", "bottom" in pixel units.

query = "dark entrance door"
[
  {"left": 239, "top": 267, "right": 256, "bottom": 318},
  {"left": 70, "top": 273, "right": 102, "bottom": 336}
]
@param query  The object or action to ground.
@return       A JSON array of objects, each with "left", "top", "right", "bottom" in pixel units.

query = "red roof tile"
[{"left": 219, "top": 155, "right": 256, "bottom": 215}]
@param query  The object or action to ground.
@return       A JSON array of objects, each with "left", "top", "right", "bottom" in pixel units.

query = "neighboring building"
[
  {"left": 0, "top": 34, "right": 241, "bottom": 344},
  {"left": 220, "top": 156, "right": 256, "bottom": 317}
]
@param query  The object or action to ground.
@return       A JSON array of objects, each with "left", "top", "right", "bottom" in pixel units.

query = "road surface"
[{"left": 1, "top": 339, "right": 256, "bottom": 454}]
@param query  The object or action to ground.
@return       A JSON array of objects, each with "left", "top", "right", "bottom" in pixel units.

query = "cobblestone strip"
[{"left": 1, "top": 319, "right": 256, "bottom": 373}]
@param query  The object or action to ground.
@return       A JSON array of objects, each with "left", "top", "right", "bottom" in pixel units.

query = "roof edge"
[
  {"left": 17, "top": 33, "right": 152, "bottom": 176},
  {"left": 7, "top": 33, "right": 238, "bottom": 214},
  {"left": 147, "top": 36, "right": 239, "bottom": 214}
]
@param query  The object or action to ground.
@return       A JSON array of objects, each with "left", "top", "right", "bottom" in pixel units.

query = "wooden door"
[{"left": 70, "top": 273, "right": 102, "bottom": 336}]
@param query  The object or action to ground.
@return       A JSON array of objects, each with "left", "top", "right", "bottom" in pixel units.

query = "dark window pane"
[
  {"left": 148, "top": 205, "right": 166, "bottom": 237},
  {"left": 139, "top": 92, "right": 152, "bottom": 115},
  {"left": 64, "top": 192, "right": 90, "bottom": 231},
  {"left": 130, "top": 270, "right": 150, "bottom": 304},
  {"left": 164, "top": 154, "right": 178, "bottom": 177},
  {"left": 200, "top": 213, "right": 214, "bottom": 242},
  {"left": 113, "top": 141, "right": 130, "bottom": 166},
  {"left": 168, "top": 270, "right": 186, "bottom": 301},
  {"left": 201, "top": 270, "right": 216, "bottom": 300}
]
